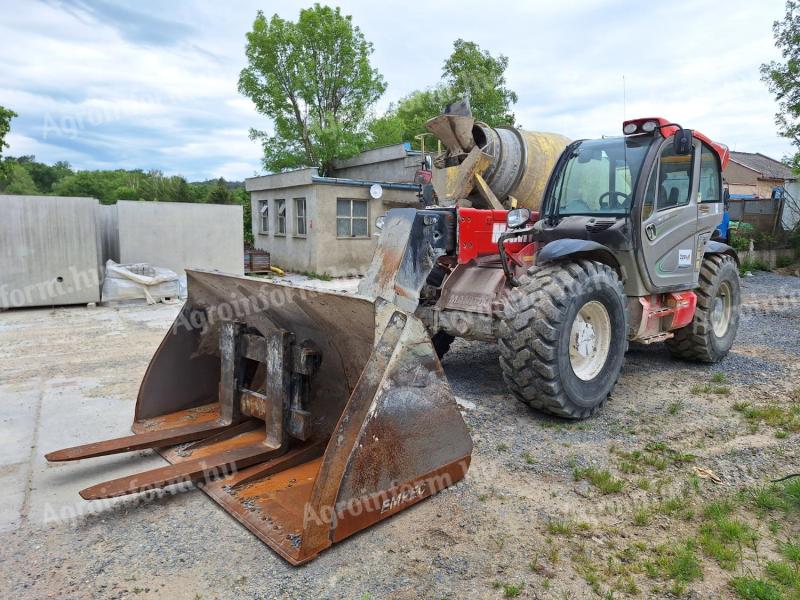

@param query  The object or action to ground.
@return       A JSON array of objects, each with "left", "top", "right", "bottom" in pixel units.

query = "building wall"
[
  {"left": 0, "top": 195, "right": 102, "bottom": 308},
  {"left": 725, "top": 162, "right": 783, "bottom": 198},
  {"left": 117, "top": 200, "right": 244, "bottom": 276},
  {"left": 249, "top": 184, "right": 319, "bottom": 273},
  {"left": 331, "top": 146, "right": 428, "bottom": 183},
  {"left": 250, "top": 183, "right": 419, "bottom": 275}
]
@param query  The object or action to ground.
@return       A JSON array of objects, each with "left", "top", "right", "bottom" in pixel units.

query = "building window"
[
  {"left": 275, "top": 199, "right": 286, "bottom": 235},
  {"left": 258, "top": 200, "right": 269, "bottom": 233},
  {"left": 336, "top": 198, "right": 369, "bottom": 238},
  {"left": 294, "top": 197, "right": 307, "bottom": 236}
]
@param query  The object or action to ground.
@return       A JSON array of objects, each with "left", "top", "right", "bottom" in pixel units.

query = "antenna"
[{"left": 623, "top": 74, "right": 627, "bottom": 121}]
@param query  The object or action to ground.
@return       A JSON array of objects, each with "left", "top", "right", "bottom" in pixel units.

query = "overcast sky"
[{"left": 0, "top": 0, "right": 793, "bottom": 181}]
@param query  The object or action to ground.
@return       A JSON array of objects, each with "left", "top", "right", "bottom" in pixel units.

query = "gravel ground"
[{"left": 0, "top": 271, "right": 798, "bottom": 599}]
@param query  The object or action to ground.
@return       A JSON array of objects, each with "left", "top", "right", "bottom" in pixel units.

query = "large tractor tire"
[
  {"left": 498, "top": 260, "right": 629, "bottom": 419},
  {"left": 666, "top": 254, "right": 740, "bottom": 362}
]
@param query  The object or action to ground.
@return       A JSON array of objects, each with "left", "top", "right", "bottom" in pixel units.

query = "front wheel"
[
  {"left": 498, "top": 260, "right": 629, "bottom": 419},
  {"left": 666, "top": 254, "right": 740, "bottom": 362}
]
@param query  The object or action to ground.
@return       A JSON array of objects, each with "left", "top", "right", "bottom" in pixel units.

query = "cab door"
[{"left": 638, "top": 139, "right": 701, "bottom": 291}]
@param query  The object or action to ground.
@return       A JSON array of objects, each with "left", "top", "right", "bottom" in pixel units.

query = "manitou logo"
[{"left": 380, "top": 483, "right": 426, "bottom": 513}]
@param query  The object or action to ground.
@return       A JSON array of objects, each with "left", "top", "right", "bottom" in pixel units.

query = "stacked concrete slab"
[{"left": 0, "top": 195, "right": 103, "bottom": 308}]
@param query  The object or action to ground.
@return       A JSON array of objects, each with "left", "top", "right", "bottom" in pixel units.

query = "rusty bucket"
[{"left": 46, "top": 270, "right": 472, "bottom": 564}]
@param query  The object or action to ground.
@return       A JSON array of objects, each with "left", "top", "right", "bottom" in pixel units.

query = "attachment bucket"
[{"left": 46, "top": 270, "right": 472, "bottom": 564}]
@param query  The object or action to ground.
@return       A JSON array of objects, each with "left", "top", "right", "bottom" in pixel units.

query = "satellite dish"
[{"left": 369, "top": 183, "right": 383, "bottom": 199}]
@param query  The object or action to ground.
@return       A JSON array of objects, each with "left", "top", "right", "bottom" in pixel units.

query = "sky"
[{"left": 0, "top": 0, "right": 793, "bottom": 181}]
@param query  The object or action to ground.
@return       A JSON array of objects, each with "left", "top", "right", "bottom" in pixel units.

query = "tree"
[
  {"left": 762, "top": 1, "right": 800, "bottom": 168},
  {"left": 238, "top": 4, "right": 386, "bottom": 175},
  {"left": 0, "top": 106, "right": 16, "bottom": 158},
  {"left": 365, "top": 40, "right": 518, "bottom": 151},
  {"left": 443, "top": 39, "right": 517, "bottom": 127},
  {"left": 206, "top": 178, "right": 235, "bottom": 204},
  {"left": 235, "top": 188, "right": 254, "bottom": 245},
  {"left": 2, "top": 163, "right": 38, "bottom": 195}
]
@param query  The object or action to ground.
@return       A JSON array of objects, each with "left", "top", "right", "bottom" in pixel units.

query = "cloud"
[{"left": 0, "top": 0, "right": 794, "bottom": 181}]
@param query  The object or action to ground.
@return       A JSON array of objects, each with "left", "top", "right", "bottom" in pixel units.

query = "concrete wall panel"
[
  {"left": 117, "top": 201, "right": 243, "bottom": 276},
  {"left": 0, "top": 195, "right": 102, "bottom": 308}
]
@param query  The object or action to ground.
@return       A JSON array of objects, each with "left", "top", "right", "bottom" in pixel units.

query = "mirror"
[
  {"left": 673, "top": 128, "right": 694, "bottom": 155},
  {"left": 506, "top": 207, "right": 531, "bottom": 229}
]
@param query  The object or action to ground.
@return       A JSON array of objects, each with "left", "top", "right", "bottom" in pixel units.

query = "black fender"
[
  {"left": 704, "top": 240, "right": 739, "bottom": 265},
  {"left": 536, "top": 238, "right": 621, "bottom": 271}
]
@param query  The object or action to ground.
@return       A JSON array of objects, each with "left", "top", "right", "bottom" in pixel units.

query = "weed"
[
  {"left": 521, "top": 451, "right": 535, "bottom": 465},
  {"left": 546, "top": 518, "right": 589, "bottom": 536},
  {"left": 573, "top": 467, "right": 625, "bottom": 494},
  {"left": 636, "top": 477, "right": 652, "bottom": 491},
  {"left": 776, "top": 255, "right": 794, "bottom": 269},
  {"left": 734, "top": 402, "right": 800, "bottom": 433},
  {"left": 729, "top": 576, "right": 782, "bottom": 600},
  {"left": 779, "top": 540, "right": 800, "bottom": 564},
  {"left": 765, "top": 560, "right": 799, "bottom": 588},
  {"left": 493, "top": 582, "right": 523, "bottom": 598},
  {"left": 657, "top": 495, "right": 694, "bottom": 520},
  {"left": 646, "top": 540, "right": 703, "bottom": 584},
  {"left": 496, "top": 442, "right": 508, "bottom": 452},
  {"left": 668, "top": 400, "right": 684, "bottom": 415},
  {"left": 633, "top": 506, "right": 651, "bottom": 526},
  {"left": 712, "top": 372, "right": 727, "bottom": 383}
]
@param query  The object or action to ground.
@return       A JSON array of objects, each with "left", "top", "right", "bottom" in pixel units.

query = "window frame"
[
  {"left": 336, "top": 198, "right": 370, "bottom": 239},
  {"left": 275, "top": 198, "right": 286, "bottom": 236},
  {"left": 294, "top": 197, "right": 307, "bottom": 237},
  {"left": 258, "top": 200, "right": 269, "bottom": 234}
]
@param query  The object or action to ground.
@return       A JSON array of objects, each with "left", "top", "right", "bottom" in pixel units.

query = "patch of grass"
[
  {"left": 734, "top": 402, "right": 800, "bottom": 434},
  {"left": 656, "top": 495, "right": 694, "bottom": 521},
  {"left": 496, "top": 442, "right": 508, "bottom": 452},
  {"left": 546, "top": 518, "right": 590, "bottom": 536},
  {"left": 633, "top": 505, "right": 652, "bottom": 526},
  {"left": 521, "top": 451, "right": 535, "bottom": 465},
  {"left": 573, "top": 467, "right": 625, "bottom": 494},
  {"left": 765, "top": 560, "right": 799, "bottom": 588},
  {"left": 492, "top": 582, "right": 523, "bottom": 598},
  {"left": 698, "top": 497, "right": 758, "bottom": 571},
  {"left": 668, "top": 400, "right": 684, "bottom": 415},
  {"left": 636, "top": 477, "right": 652, "bottom": 491},
  {"left": 779, "top": 540, "right": 800, "bottom": 564},
  {"left": 645, "top": 539, "right": 703, "bottom": 586},
  {"left": 751, "top": 486, "right": 785, "bottom": 513},
  {"left": 739, "top": 258, "right": 772, "bottom": 275},
  {"left": 712, "top": 372, "right": 727, "bottom": 383},
  {"left": 776, "top": 255, "right": 794, "bottom": 269},
  {"left": 730, "top": 576, "right": 782, "bottom": 600}
]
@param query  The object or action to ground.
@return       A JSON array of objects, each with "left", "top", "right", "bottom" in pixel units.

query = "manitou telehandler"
[{"left": 47, "top": 102, "right": 739, "bottom": 564}]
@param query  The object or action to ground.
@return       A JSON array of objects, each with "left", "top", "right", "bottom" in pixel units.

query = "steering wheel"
[{"left": 598, "top": 191, "right": 630, "bottom": 210}]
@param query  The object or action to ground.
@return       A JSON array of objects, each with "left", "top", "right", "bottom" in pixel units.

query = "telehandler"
[{"left": 47, "top": 103, "right": 739, "bottom": 564}]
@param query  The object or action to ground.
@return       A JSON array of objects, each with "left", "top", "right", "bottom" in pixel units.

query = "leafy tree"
[
  {"left": 365, "top": 40, "right": 517, "bottom": 151},
  {"left": 0, "top": 106, "right": 16, "bottom": 158},
  {"left": 238, "top": 4, "right": 386, "bottom": 175},
  {"left": 761, "top": 1, "right": 800, "bottom": 168},
  {"left": 235, "top": 188, "right": 254, "bottom": 245},
  {"left": 443, "top": 39, "right": 517, "bottom": 126},
  {"left": 206, "top": 177, "right": 235, "bottom": 204},
  {"left": 3, "top": 163, "right": 38, "bottom": 194}
]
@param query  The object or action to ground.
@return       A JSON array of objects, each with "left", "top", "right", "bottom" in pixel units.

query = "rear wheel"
[
  {"left": 498, "top": 260, "right": 628, "bottom": 419},
  {"left": 666, "top": 254, "right": 740, "bottom": 362}
]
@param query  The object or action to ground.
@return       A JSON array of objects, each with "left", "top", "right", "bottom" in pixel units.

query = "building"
[
  {"left": 725, "top": 151, "right": 797, "bottom": 231},
  {"left": 246, "top": 144, "right": 429, "bottom": 276}
]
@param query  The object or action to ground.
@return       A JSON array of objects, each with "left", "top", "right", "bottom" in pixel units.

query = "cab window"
[
  {"left": 642, "top": 142, "right": 694, "bottom": 217},
  {"left": 698, "top": 144, "right": 721, "bottom": 203}
]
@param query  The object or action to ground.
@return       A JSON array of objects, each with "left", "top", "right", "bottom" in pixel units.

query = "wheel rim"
[
  {"left": 569, "top": 300, "right": 612, "bottom": 381},
  {"left": 711, "top": 281, "right": 733, "bottom": 337}
]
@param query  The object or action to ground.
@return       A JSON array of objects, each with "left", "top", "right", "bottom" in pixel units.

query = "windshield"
[{"left": 551, "top": 136, "right": 652, "bottom": 216}]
